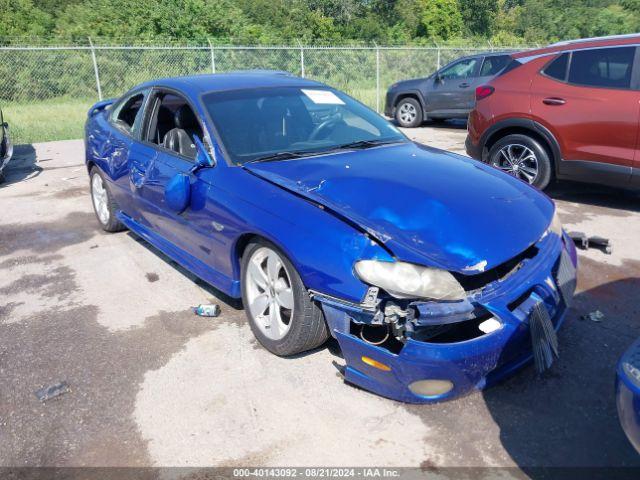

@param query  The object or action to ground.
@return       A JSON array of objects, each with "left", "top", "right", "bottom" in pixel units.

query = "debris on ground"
[
  {"left": 588, "top": 235, "right": 613, "bottom": 254},
  {"left": 581, "top": 310, "right": 605, "bottom": 322},
  {"left": 34, "top": 382, "right": 70, "bottom": 402},
  {"left": 568, "top": 231, "right": 589, "bottom": 249},
  {"left": 193, "top": 304, "right": 221, "bottom": 317},
  {"left": 568, "top": 231, "right": 612, "bottom": 254}
]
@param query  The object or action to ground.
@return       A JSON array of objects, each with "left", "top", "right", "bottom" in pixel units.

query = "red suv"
[{"left": 466, "top": 34, "right": 640, "bottom": 190}]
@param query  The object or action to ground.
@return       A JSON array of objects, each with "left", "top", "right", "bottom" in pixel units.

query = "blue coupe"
[{"left": 85, "top": 71, "right": 577, "bottom": 403}]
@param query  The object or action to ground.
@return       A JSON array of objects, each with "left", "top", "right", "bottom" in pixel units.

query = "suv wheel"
[
  {"left": 488, "top": 134, "right": 552, "bottom": 189},
  {"left": 395, "top": 98, "right": 423, "bottom": 128}
]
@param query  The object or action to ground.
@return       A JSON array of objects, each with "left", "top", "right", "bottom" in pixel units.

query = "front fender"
[{"left": 208, "top": 167, "right": 393, "bottom": 303}]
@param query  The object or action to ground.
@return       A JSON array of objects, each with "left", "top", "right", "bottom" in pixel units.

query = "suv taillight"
[{"left": 475, "top": 85, "right": 494, "bottom": 101}]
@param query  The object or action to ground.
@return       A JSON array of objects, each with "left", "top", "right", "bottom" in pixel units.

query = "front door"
[
  {"left": 426, "top": 56, "right": 481, "bottom": 116},
  {"left": 133, "top": 90, "right": 220, "bottom": 268},
  {"left": 531, "top": 46, "right": 640, "bottom": 185}
]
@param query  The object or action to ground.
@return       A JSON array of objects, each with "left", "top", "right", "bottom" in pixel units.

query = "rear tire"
[
  {"left": 90, "top": 167, "right": 125, "bottom": 232},
  {"left": 395, "top": 97, "right": 423, "bottom": 128},
  {"left": 487, "top": 134, "right": 553, "bottom": 190},
  {"left": 241, "top": 239, "right": 329, "bottom": 356}
]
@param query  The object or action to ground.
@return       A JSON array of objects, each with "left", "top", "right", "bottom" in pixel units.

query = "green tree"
[
  {"left": 395, "top": 0, "right": 464, "bottom": 40},
  {"left": 459, "top": 0, "right": 499, "bottom": 36},
  {"left": 0, "top": 0, "right": 53, "bottom": 40}
]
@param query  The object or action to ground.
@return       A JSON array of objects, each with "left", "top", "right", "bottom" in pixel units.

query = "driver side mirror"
[
  {"left": 192, "top": 135, "right": 215, "bottom": 172},
  {"left": 435, "top": 73, "right": 444, "bottom": 84}
]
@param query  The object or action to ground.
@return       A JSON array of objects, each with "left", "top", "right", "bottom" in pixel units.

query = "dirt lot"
[{"left": 1, "top": 122, "right": 640, "bottom": 472}]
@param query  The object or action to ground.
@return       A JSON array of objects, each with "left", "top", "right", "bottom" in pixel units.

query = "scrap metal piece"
[
  {"left": 568, "top": 231, "right": 589, "bottom": 250},
  {"left": 582, "top": 310, "right": 605, "bottom": 322},
  {"left": 588, "top": 236, "right": 612, "bottom": 255},
  {"left": 530, "top": 302, "right": 558, "bottom": 374},
  {"left": 555, "top": 250, "right": 577, "bottom": 307},
  {"left": 35, "top": 382, "right": 70, "bottom": 402}
]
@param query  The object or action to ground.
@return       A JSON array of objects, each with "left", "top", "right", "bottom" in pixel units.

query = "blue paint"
[
  {"left": 616, "top": 337, "right": 640, "bottom": 453},
  {"left": 85, "top": 72, "right": 577, "bottom": 403}
]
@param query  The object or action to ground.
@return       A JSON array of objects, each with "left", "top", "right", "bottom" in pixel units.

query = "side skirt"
[{"left": 116, "top": 211, "right": 241, "bottom": 298}]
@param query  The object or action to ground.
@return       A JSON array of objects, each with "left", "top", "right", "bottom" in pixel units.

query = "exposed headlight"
[
  {"left": 354, "top": 260, "right": 466, "bottom": 301},
  {"left": 549, "top": 209, "right": 563, "bottom": 236}
]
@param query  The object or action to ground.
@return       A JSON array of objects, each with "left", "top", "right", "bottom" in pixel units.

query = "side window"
[
  {"left": 146, "top": 92, "right": 203, "bottom": 161},
  {"left": 543, "top": 53, "right": 569, "bottom": 81},
  {"left": 439, "top": 58, "right": 478, "bottom": 80},
  {"left": 110, "top": 92, "right": 145, "bottom": 134},
  {"left": 480, "top": 55, "right": 510, "bottom": 76},
  {"left": 568, "top": 47, "right": 635, "bottom": 89}
]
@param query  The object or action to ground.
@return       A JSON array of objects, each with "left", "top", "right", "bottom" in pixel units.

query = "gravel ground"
[{"left": 1, "top": 124, "right": 639, "bottom": 472}]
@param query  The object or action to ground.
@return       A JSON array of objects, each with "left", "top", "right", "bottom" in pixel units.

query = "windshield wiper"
[
  {"left": 245, "top": 151, "right": 312, "bottom": 164},
  {"left": 332, "top": 139, "right": 403, "bottom": 151}
]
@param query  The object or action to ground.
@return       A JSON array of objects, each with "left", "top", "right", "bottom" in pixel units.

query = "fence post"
[
  {"left": 88, "top": 37, "right": 103, "bottom": 101},
  {"left": 373, "top": 41, "right": 380, "bottom": 113},
  {"left": 207, "top": 38, "right": 216, "bottom": 73},
  {"left": 433, "top": 40, "right": 440, "bottom": 70},
  {"left": 488, "top": 40, "right": 494, "bottom": 52},
  {"left": 297, "top": 40, "right": 305, "bottom": 77}
]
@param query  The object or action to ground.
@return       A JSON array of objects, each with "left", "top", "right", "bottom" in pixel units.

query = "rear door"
[
  {"left": 531, "top": 46, "right": 640, "bottom": 186},
  {"left": 426, "top": 56, "right": 481, "bottom": 116}
]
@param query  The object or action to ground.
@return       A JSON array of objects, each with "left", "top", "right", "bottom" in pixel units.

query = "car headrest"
[
  {"left": 157, "top": 105, "right": 174, "bottom": 124},
  {"left": 174, "top": 105, "right": 198, "bottom": 130}
]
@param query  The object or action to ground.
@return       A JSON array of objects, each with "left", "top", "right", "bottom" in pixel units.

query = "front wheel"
[
  {"left": 395, "top": 97, "right": 423, "bottom": 128},
  {"left": 487, "top": 134, "right": 553, "bottom": 189},
  {"left": 241, "top": 240, "right": 329, "bottom": 356}
]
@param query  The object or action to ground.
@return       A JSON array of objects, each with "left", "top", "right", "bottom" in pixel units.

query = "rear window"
[
  {"left": 568, "top": 47, "right": 635, "bottom": 89},
  {"left": 480, "top": 55, "right": 511, "bottom": 76},
  {"left": 543, "top": 53, "right": 569, "bottom": 81}
]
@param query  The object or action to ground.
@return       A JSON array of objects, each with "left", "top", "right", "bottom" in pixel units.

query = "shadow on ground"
[
  {"left": 548, "top": 181, "right": 640, "bottom": 214},
  {"left": 0, "top": 144, "right": 40, "bottom": 187},
  {"left": 484, "top": 260, "right": 640, "bottom": 471}
]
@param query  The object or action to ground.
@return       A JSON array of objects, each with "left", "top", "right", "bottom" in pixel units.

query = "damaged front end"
[{"left": 312, "top": 230, "right": 578, "bottom": 403}]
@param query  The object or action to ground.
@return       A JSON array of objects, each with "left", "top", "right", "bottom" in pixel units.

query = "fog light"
[{"left": 409, "top": 379, "right": 454, "bottom": 397}]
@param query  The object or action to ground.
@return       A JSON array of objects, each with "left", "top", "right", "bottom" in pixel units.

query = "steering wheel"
[{"left": 309, "top": 118, "right": 341, "bottom": 141}]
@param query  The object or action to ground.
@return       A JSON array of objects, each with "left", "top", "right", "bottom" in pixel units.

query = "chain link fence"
[{"left": 0, "top": 42, "right": 532, "bottom": 144}]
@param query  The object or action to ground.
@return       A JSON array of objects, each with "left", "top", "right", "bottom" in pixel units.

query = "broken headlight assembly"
[{"left": 354, "top": 260, "right": 466, "bottom": 301}]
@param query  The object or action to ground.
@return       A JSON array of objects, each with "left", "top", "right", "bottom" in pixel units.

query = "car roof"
[
  {"left": 136, "top": 70, "right": 327, "bottom": 95},
  {"left": 512, "top": 34, "right": 640, "bottom": 59}
]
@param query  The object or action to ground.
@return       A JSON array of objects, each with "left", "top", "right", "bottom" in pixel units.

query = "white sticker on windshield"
[{"left": 302, "top": 89, "right": 345, "bottom": 105}]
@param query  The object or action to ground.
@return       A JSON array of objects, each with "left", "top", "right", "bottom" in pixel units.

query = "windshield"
[{"left": 202, "top": 86, "right": 406, "bottom": 164}]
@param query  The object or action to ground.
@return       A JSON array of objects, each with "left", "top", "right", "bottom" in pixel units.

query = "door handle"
[
  {"left": 459, "top": 83, "right": 470, "bottom": 88},
  {"left": 543, "top": 97, "right": 566, "bottom": 105}
]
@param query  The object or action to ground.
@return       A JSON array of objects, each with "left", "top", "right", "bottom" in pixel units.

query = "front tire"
[
  {"left": 241, "top": 240, "right": 329, "bottom": 356},
  {"left": 487, "top": 134, "right": 553, "bottom": 189},
  {"left": 90, "top": 167, "right": 125, "bottom": 232},
  {"left": 395, "top": 97, "right": 423, "bottom": 128}
]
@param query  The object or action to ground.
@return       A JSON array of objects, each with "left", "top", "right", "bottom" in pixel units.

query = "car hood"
[{"left": 244, "top": 142, "right": 554, "bottom": 273}]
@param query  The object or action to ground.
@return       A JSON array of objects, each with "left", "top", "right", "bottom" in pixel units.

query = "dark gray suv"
[{"left": 384, "top": 51, "right": 512, "bottom": 127}]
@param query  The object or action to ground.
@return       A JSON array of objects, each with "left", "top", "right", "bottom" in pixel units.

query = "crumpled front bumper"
[{"left": 318, "top": 232, "right": 578, "bottom": 403}]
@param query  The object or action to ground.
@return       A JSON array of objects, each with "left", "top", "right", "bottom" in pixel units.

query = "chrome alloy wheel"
[
  {"left": 398, "top": 102, "right": 417, "bottom": 124},
  {"left": 245, "top": 246, "right": 294, "bottom": 341},
  {"left": 492, "top": 144, "right": 539, "bottom": 184},
  {"left": 91, "top": 173, "right": 110, "bottom": 225}
]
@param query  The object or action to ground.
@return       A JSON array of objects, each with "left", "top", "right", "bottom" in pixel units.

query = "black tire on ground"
[
  {"left": 89, "top": 166, "right": 126, "bottom": 232},
  {"left": 241, "top": 239, "right": 329, "bottom": 356},
  {"left": 487, "top": 133, "right": 553, "bottom": 190},
  {"left": 394, "top": 97, "right": 423, "bottom": 128}
]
